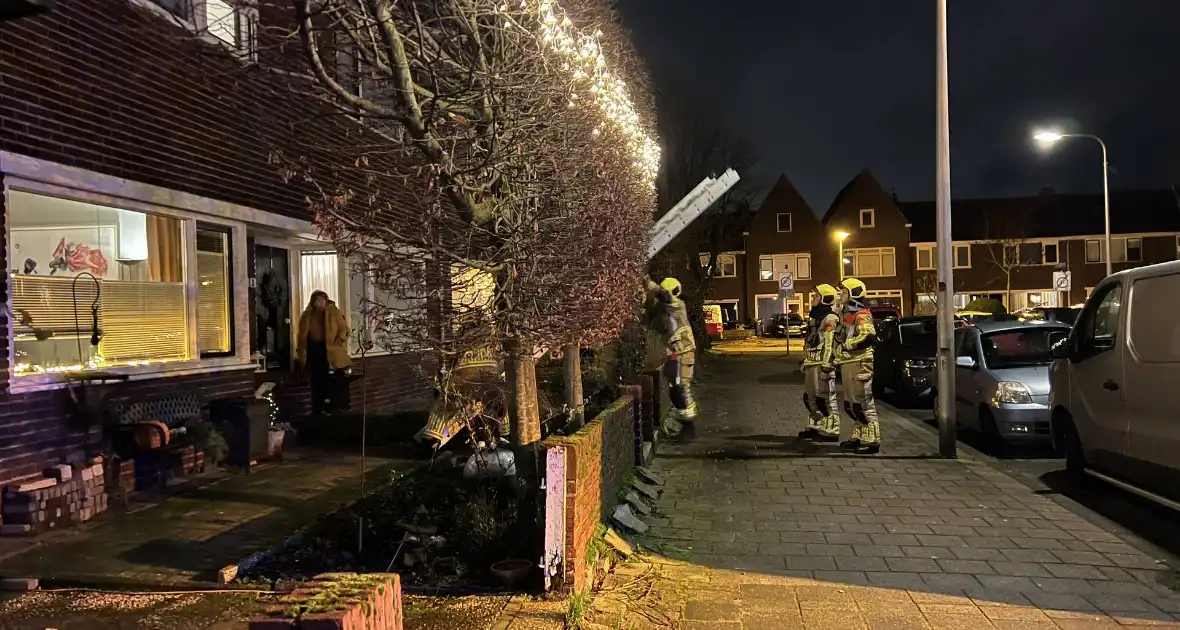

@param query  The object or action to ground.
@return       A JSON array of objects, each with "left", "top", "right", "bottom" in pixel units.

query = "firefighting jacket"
[
  {"left": 802, "top": 311, "right": 840, "bottom": 368},
  {"left": 833, "top": 307, "right": 877, "bottom": 364}
]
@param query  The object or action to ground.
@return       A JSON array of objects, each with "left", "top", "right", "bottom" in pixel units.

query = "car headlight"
[
  {"left": 994, "top": 381, "right": 1033, "bottom": 405},
  {"left": 904, "top": 359, "right": 933, "bottom": 369}
]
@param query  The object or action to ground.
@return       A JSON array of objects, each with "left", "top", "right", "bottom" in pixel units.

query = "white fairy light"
[{"left": 519, "top": 0, "right": 660, "bottom": 185}]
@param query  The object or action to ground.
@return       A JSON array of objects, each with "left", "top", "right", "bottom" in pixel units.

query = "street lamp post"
[
  {"left": 934, "top": 0, "right": 956, "bottom": 458},
  {"left": 1033, "top": 131, "right": 1112, "bottom": 278},
  {"left": 835, "top": 231, "right": 850, "bottom": 280}
]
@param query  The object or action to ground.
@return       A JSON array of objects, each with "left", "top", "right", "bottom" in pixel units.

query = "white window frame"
[
  {"left": 1003, "top": 240, "right": 1050, "bottom": 266},
  {"left": 915, "top": 244, "right": 969, "bottom": 271},
  {"left": 132, "top": 0, "right": 259, "bottom": 61},
  {"left": 699, "top": 253, "right": 737, "bottom": 278},
  {"left": 1041, "top": 239, "right": 1061, "bottom": 265},
  {"left": 859, "top": 208, "right": 875, "bottom": 228},
  {"left": 1176, "top": 235, "right": 1180, "bottom": 260},
  {"left": 843, "top": 247, "right": 895, "bottom": 278},
  {"left": 758, "top": 253, "right": 812, "bottom": 281},
  {"left": 1084, "top": 237, "right": 1143, "bottom": 264},
  {"left": 776, "top": 213, "right": 792, "bottom": 233},
  {"left": 2, "top": 152, "right": 254, "bottom": 394}
]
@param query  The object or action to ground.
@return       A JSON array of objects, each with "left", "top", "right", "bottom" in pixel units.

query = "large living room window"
[{"left": 8, "top": 191, "right": 193, "bottom": 376}]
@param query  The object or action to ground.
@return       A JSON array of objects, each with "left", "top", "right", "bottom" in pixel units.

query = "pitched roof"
[
  {"left": 901, "top": 188, "right": 1180, "bottom": 243},
  {"left": 757, "top": 174, "right": 813, "bottom": 217},
  {"left": 822, "top": 169, "right": 884, "bottom": 223}
]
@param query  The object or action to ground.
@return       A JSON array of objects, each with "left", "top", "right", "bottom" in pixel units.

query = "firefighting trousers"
[
  {"left": 839, "top": 358, "right": 881, "bottom": 445},
  {"left": 803, "top": 366, "right": 839, "bottom": 436},
  {"left": 665, "top": 351, "right": 698, "bottom": 422}
]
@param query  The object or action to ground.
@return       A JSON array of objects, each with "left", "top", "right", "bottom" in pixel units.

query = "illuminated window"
[
  {"left": 348, "top": 256, "right": 426, "bottom": 355},
  {"left": 8, "top": 191, "right": 189, "bottom": 376},
  {"left": 299, "top": 251, "right": 341, "bottom": 312},
  {"left": 196, "top": 226, "right": 233, "bottom": 356}
]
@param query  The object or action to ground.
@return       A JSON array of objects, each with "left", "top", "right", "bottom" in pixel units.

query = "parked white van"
[{"left": 1049, "top": 260, "right": 1180, "bottom": 508}]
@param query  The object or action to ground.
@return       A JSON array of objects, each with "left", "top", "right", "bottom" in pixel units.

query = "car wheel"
[
  {"left": 1060, "top": 418, "right": 1088, "bottom": 484},
  {"left": 979, "top": 408, "right": 1006, "bottom": 454}
]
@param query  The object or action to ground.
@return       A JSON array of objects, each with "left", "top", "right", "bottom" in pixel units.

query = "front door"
[
  {"left": 756, "top": 295, "right": 784, "bottom": 326},
  {"left": 255, "top": 245, "right": 292, "bottom": 371},
  {"left": 1068, "top": 281, "right": 1129, "bottom": 466}
]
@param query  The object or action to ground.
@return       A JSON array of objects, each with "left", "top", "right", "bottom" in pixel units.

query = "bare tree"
[
  {"left": 651, "top": 84, "right": 760, "bottom": 345},
  {"left": 188, "top": 0, "right": 661, "bottom": 484},
  {"left": 914, "top": 272, "right": 938, "bottom": 315},
  {"left": 982, "top": 215, "right": 1035, "bottom": 310}
]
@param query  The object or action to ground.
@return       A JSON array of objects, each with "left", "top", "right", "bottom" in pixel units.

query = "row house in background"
[
  {"left": 0, "top": 1, "right": 435, "bottom": 487},
  {"left": 702, "top": 170, "right": 913, "bottom": 324},
  {"left": 701, "top": 170, "right": 1180, "bottom": 325},
  {"left": 902, "top": 188, "right": 1180, "bottom": 314}
]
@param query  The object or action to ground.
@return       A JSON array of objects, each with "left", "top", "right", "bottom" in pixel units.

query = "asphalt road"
[{"left": 881, "top": 392, "right": 1180, "bottom": 565}]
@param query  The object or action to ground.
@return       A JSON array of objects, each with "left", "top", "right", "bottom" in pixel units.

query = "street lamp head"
[
  {"left": 1033, "top": 130, "right": 1065, "bottom": 146},
  {"left": 835, "top": 231, "right": 850, "bottom": 241}
]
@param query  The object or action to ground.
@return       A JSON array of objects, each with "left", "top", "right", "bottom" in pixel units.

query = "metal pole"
[
  {"left": 837, "top": 240, "right": 845, "bottom": 281},
  {"left": 934, "top": 0, "right": 956, "bottom": 458},
  {"left": 1099, "top": 137, "right": 1112, "bottom": 278}
]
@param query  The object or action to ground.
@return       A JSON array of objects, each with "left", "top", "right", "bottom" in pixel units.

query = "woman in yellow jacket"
[{"left": 296, "top": 290, "right": 352, "bottom": 415}]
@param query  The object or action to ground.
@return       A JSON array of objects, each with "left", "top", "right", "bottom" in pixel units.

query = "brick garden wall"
[{"left": 542, "top": 391, "right": 641, "bottom": 593}]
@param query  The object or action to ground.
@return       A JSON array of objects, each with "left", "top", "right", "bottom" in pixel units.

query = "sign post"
[
  {"left": 1053, "top": 270, "right": 1072, "bottom": 307},
  {"left": 778, "top": 271, "right": 795, "bottom": 353}
]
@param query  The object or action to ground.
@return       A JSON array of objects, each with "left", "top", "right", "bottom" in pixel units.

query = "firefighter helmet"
[
  {"left": 815, "top": 283, "right": 839, "bottom": 306},
  {"left": 840, "top": 277, "right": 867, "bottom": 300},
  {"left": 660, "top": 277, "right": 683, "bottom": 298}
]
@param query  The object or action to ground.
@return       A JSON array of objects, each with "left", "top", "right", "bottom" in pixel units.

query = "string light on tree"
[{"left": 510, "top": 0, "right": 660, "bottom": 185}]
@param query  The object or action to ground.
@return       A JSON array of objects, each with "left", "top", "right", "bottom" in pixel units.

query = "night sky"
[{"left": 615, "top": 0, "right": 1180, "bottom": 212}]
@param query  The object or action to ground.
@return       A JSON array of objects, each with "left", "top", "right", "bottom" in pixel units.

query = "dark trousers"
[{"left": 307, "top": 341, "right": 333, "bottom": 413}]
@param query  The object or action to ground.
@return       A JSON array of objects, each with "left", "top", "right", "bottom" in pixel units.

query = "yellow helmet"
[
  {"left": 815, "top": 283, "right": 838, "bottom": 306},
  {"left": 840, "top": 277, "right": 867, "bottom": 300},
  {"left": 659, "top": 277, "right": 682, "bottom": 298}
]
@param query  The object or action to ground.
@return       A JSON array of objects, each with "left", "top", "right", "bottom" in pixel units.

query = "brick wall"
[
  {"left": 0, "top": 368, "right": 256, "bottom": 485},
  {"left": 268, "top": 352, "right": 434, "bottom": 420},
  {"left": 542, "top": 391, "right": 641, "bottom": 593}
]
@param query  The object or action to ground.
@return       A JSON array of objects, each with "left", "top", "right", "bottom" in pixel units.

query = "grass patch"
[{"left": 565, "top": 590, "right": 591, "bottom": 629}]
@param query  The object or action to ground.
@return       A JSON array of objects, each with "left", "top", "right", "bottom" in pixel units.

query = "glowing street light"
[
  {"left": 834, "top": 231, "right": 850, "bottom": 280},
  {"left": 1032, "top": 128, "right": 1111, "bottom": 277}
]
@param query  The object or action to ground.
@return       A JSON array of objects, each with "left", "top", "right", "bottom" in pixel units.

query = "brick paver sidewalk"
[{"left": 588, "top": 355, "right": 1180, "bottom": 629}]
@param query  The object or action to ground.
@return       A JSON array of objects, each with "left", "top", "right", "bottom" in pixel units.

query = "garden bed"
[{"left": 240, "top": 461, "right": 539, "bottom": 593}]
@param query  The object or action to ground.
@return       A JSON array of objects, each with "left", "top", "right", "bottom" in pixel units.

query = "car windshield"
[
  {"left": 899, "top": 321, "right": 937, "bottom": 346},
  {"left": 981, "top": 327, "right": 1070, "bottom": 369}
]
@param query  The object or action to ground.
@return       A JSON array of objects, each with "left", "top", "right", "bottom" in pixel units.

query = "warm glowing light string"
[{"left": 504, "top": 0, "right": 661, "bottom": 186}]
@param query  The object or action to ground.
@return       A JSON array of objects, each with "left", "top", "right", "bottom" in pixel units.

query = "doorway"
[{"left": 255, "top": 244, "right": 292, "bottom": 371}]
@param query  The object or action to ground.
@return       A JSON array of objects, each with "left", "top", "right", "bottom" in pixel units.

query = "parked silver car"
[{"left": 937, "top": 319, "right": 1071, "bottom": 446}]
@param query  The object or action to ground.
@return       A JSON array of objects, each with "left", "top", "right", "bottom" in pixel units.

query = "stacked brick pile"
[
  {"left": 248, "top": 573, "right": 403, "bottom": 630},
  {"left": 1, "top": 458, "right": 108, "bottom": 536},
  {"left": 114, "top": 444, "right": 206, "bottom": 495}
]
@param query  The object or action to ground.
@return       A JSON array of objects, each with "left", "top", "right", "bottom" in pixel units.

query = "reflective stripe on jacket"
[
  {"left": 834, "top": 308, "right": 876, "bottom": 364},
  {"left": 802, "top": 313, "right": 840, "bottom": 367}
]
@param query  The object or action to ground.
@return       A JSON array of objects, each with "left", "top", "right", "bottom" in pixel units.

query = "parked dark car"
[
  {"left": 873, "top": 316, "right": 938, "bottom": 400},
  {"left": 767, "top": 313, "right": 806, "bottom": 338}
]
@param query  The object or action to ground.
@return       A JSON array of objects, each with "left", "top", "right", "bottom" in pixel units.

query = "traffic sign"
[
  {"left": 778, "top": 271, "right": 795, "bottom": 299},
  {"left": 1053, "top": 270, "right": 1072, "bottom": 292}
]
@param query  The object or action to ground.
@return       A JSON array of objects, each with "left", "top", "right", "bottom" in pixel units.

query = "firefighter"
[
  {"left": 799, "top": 284, "right": 841, "bottom": 442},
  {"left": 644, "top": 277, "right": 699, "bottom": 430},
  {"left": 833, "top": 277, "right": 881, "bottom": 454}
]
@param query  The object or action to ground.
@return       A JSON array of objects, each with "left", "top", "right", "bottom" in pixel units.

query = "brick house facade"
[
  {"left": 702, "top": 172, "right": 1180, "bottom": 325},
  {"left": 0, "top": 0, "right": 434, "bottom": 487},
  {"left": 903, "top": 189, "right": 1180, "bottom": 313}
]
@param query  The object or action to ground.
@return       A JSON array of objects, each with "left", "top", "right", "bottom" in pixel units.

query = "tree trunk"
[
  {"left": 562, "top": 343, "right": 584, "bottom": 431},
  {"left": 1006, "top": 275, "right": 1012, "bottom": 312},
  {"left": 503, "top": 339, "right": 542, "bottom": 490}
]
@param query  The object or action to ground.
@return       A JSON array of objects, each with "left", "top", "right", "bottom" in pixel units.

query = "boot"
[
  {"left": 797, "top": 427, "right": 819, "bottom": 440},
  {"left": 839, "top": 438, "right": 860, "bottom": 451},
  {"left": 813, "top": 432, "right": 839, "bottom": 443},
  {"left": 855, "top": 443, "right": 881, "bottom": 455}
]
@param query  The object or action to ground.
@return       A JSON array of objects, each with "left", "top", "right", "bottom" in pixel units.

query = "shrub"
[{"left": 964, "top": 298, "right": 1007, "bottom": 315}]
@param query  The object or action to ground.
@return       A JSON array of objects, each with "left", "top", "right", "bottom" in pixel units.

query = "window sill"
[{"left": 7, "top": 357, "right": 258, "bottom": 395}]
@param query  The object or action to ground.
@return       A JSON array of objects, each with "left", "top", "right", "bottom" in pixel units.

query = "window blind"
[{"left": 100, "top": 281, "right": 189, "bottom": 363}]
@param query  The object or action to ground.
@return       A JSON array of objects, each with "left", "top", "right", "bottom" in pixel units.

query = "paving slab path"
[
  {"left": 0, "top": 449, "right": 413, "bottom": 587},
  {"left": 589, "top": 354, "right": 1180, "bottom": 629}
]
